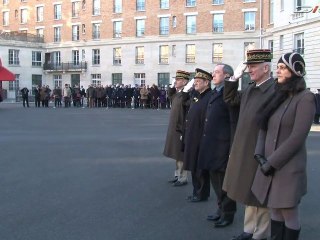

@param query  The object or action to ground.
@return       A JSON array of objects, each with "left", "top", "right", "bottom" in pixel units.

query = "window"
[
  {"left": 158, "top": 73, "right": 170, "bottom": 86},
  {"left": 112, "top": 73, "right": 122, "bottom": 85},
  {"left": 268, "top": 40, "right": 274, "bottom": 54},
  {"left": 113, "top": 21, "right": 122, "bottom": 38},
  {"left": 32, "top": 51, "right": 42, "bottom": 67},
  {"left": 15, "top": 10, "right": 18, "bottom": 19},
  {"left": 82, "top": 0, "right": 86, "bottom": 10},
  {"left": 186, "top": 44, "right": 195, "bottom": 63},
  {"left": 8, "top": 49, "right": 20, "bottom": 65},
  {"left": 294, "top": 33, "right": 304, "bottom": 55},
  {"left": 172, "top": 44, "right": 176, "bottom": 57},
  {"left": 186, "top": 15, "right": 196, "bottom": 34},
  {"left": 3, "top": 0, "right": 9, "bottom": 4},
  {"left": 36, "top": 28, "right": 44, "bottom": 38},
  {"left": 53, "top": 51, "right": 61, "bottom": 65},
  {"left": 54, "top": 26, "right": 61, "bottom": 42},
  {"left": 160, "top": 0, "right": 169, "bottom": 9},
  {"left": 279, "top": 35, "right": 284, "bottom": 50},
  {"left": 36, "top": 6, "right": 44, "bottom": 22},
  {"left": 243, "top": 0, "right": 256, "bottom": 2},
  {"left": 136, "top": 19, "right": 145, "bottom": 37},
  {"left": 213, "top": 14, "right": 223, "bottom": 32},
  {"left": 2, "top": 11, "right": 9, "bottom": 26},
  {"left": 159, "top": 45, "right": 169, "bottom": 64},
  {"left": 53, "top": 75, "right": 62, "bottom": 88},
  {"left": 72, "top": 25, "right": 80, "bottom": 41},
  {"left": 137, "top": 0, "right": 145, "bottom": 11},
  {"left": 9, "top": 74, "right": 20, "bottom": 91},
  {"left": 295, "top": 0, "right": 304, "bottom": 12},
  {"left": 135, "top": 46, "right": 144, "bottom": 64},
  {"left": 280, "top": 0, "right": 284, "bottom": 11},
  {"left": 134, "top": 73, "right": 146, "bottom": 86},
  {"left": 186, "top": 0, "right": 196, "bottom": 7},
  {"left": 172, "top": 16, "right": 177, "bottom": 28},
  {"left": 212, "top": 43, "right": 223, "bottom": 63},
  {"left": 159, "top": 17, "right": 169, "bottom": 35},
  {"left": 92, "top": 23, "right": 100, "bottom": 40},
  {"left": 269, "top": 0, "right": 274, "bottom": 24},
  {"left": 82, "top": 24, "right": 86, "bottom": 34},
  {"left": 113, "top": 47, "right": 122, "bottom": 65},
  {"left": 92, "top": 49, "right": 100, "bottom": 65},
  {"left": 244, "top": 12, "right": 255, "bottom": 31},
  {"left": 92, "top": 74, "right": 101, "bottom": 86},
  {"left": 114, "top": 0, "right": 122, "bottom": 13},
  {"left": 72, "top": 1, "right": 80, "bottom": 18},
  {"left": 72, "top": 50, "right": 80, "bottom": 65},
  {"left": 20, "top": 9, "right": 27, "bottom": 24},
  {"left": 32, "top": 75, "right": 42, "bottom": 94},
  {"left": 213, "top": 0, "right": 223, "bottom": 4},
  {"left": 93, "top": 0, "right": 100, "bottom": 15},
  {"left": 82, "top": 49, "right": 86, "bottom": 61},
  {"left": 54, "top": 4, "right": 62, "bottom": 20}
]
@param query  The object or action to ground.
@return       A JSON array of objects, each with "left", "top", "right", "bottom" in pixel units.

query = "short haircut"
[{"left": 217, "top": 63, "right": 234, "bottom": 77}]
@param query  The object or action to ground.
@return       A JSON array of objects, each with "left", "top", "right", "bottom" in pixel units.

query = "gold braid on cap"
[{"left": 195, "top": 72, "right": 211, "bottom": 81}]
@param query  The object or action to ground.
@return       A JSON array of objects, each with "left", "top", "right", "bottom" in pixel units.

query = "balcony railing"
[
  {"left": 43, "top": 61, "right": 87, "bottom": 72},
  {"left": 0, "top": 31, "right": 44, "bottom": 43}
]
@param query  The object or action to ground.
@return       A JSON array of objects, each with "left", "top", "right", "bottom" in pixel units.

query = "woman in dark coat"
[{"left": 252, "top": 52, "right": 315, "bottom": 240}]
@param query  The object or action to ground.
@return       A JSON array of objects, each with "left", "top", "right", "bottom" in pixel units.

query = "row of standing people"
[
  {"left": 20, "top": 84, "right": 173, "bottom": 109},
  {"left": 163, "top": 49, "right": 315, "bottom": 240}
]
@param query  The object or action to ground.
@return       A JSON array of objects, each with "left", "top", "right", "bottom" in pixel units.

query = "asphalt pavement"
[{"left": 0, "top": 103, "right": 319, "bottom": 240}]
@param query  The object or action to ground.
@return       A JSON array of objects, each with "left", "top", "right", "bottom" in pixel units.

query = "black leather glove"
[
  {"left": 254, "top": 154, "right": 275, "bottom": 176},
  {"left": 260, "top": 161, "right": 275, "bottom": 176},
  {"left": 254, "top": 154, "right": 267, "bottom": 166}
]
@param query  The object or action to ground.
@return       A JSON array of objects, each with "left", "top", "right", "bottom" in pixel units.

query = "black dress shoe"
[
  {"left": 207, "top": 213, "right": 221, "bottom": 222},
  {"left": 172, "top": 181, "right": 187, "bottom": 186},
  {"left": 168, "top": 177, "right": 178, "bottom": 183},
  {"left": 214, "top": 218, "right": 233, "bottom": 228},
  {"left": 231, "top": 232, "right": 253, "bottom": 240}
]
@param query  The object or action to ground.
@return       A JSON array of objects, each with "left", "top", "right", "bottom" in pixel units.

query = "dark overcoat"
[
  {"left": 163, "top": 88, "right": 189, "bottom": 161},
  {"left": 251, "top": 90, "right": 315, "bottom": 208},
  {"left": 198, "top": 88, "right": 233, "bottom": 171},
  {"left": 183, "top": 88, "right": 211, "bottom": 172},
  {"left": 222, "top": 78, "right": 275, "bottom": 207},
  {"left": 315, "top": 93, "right": 320, "bottom": 115}
]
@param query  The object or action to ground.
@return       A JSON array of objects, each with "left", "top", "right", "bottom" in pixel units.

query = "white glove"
[
  {"left": 183, "top": 78, "right": 194, "bottom": 92},
  {"left": 231, "top": 63, "right": 247, "bottom": 81}
]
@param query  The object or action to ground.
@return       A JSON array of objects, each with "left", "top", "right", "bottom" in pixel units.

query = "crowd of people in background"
[{"left": 20, "top": 84, "right": 174, "bottom": 109}]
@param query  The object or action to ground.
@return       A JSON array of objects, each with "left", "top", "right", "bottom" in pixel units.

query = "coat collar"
[{"left": 253, "top": 77, "right": 275, "bottom": 93}]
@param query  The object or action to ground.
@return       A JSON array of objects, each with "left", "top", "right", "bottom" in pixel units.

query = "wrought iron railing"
[
  {"left": 43, "top": 62, "right": 87, "bottom": 72},
  {"left": 0, "top": 31, "right": 44, "bottom": 43}
]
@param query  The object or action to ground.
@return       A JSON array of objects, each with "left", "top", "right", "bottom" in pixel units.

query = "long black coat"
[
  {"left": 183, "top": 88, "right": 211, "bottom": 172},
  {"left": 198, "top": 88, "right": 235, "bottom": 171}
]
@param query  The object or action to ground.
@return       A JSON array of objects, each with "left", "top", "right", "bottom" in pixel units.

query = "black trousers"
[
  {"left": 191, "top": 170, "right": 210, "bottom": 199},
  {"left": 210, "top": 170, "right": 236, "bottom": 220},
  {"left": 22, "top": 96, "right": 29, "bottom": 107}
]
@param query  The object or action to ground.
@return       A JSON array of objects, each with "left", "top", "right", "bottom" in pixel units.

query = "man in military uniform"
[
  {"left": 183, "top": 68, "right": 212, "bottom": 201},
  {"left": 163, "top": 70, "right": 190, "bottom": 186},
  {"left": 223, "top": 49, "right": 275, "bottom": 240}
]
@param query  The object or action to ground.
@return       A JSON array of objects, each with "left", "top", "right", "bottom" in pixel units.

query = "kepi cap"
[
  {"left": 244, "top": 49, "right": 272, "bottom": 64},
  {"left": 194, "top": 68, "right": 212, "bottom": 81},
  {"left": 173, "top": 70, "right": 190, "bottom": 80}
]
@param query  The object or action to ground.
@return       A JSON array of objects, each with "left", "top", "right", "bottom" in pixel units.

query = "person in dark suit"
[
  {"left": 252, "top": 52, "right": 315, "bottom": 240},
  {"left": 183, "top": 68, "right": 212, "bottom": 202},
  {"left": 20, "top": 87, "right": 29, "bottom": 107},
  {"left": 163, "top": 70, "right": 191, "bottom": 186},
  {"left": 34, "top": 85, "right": 41, "bottom": 107},
  {"left": 198, "top": 64, "right": 237, "bottom": 227}
]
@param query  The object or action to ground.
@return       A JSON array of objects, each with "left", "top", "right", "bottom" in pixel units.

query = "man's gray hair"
[{"left": 217, "top": 63, "right": 234, "bottom": 77}]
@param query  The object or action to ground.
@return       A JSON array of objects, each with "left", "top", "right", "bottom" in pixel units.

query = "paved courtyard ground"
[{"left": 0, "top": 103, "right": 319, "bottom": 240}]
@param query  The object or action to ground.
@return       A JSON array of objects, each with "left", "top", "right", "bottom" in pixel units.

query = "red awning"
[{"left": 0, "top": 58, "right": 15, "bottom": 81}]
